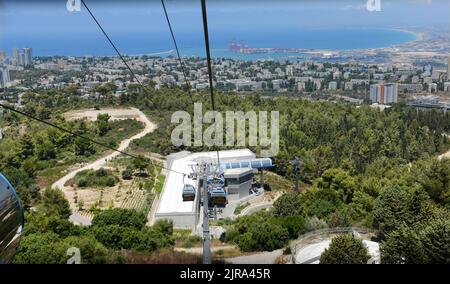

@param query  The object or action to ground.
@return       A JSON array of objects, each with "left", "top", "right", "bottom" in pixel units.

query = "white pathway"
[{"left": 51, "top": 108, "right": 156, "bottom": 225}]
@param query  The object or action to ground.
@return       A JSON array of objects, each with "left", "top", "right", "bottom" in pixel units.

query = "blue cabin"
[
  {"left": 0, "top": 173, "right": 24, "bottom": 264},
  {"left": 182, "top": 184, "right": 196, "bottom": 202}
]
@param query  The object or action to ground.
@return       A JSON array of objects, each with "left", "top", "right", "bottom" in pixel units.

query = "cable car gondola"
[
  {"left": 207, "top": 175, "right": 225, "bottom": 187},
  {"left": 0, "top": 173, "right": 24, "bottom": 264},
  {"left": 182, "top": 184, "right": 196, "bottom": 202},
  {"left": 209, "top": 187, "right": 227, "bottom": 208}
]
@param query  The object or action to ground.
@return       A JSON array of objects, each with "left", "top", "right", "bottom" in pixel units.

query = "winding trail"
[
  {"left": 239, "top": 202, "right": 272, "bottom": 216},
  {"left": 226, "top": 249, "right": 284, "bottom": 264},
  {"left": 51, "top": 107, "right": 156, "bottom": 225}
]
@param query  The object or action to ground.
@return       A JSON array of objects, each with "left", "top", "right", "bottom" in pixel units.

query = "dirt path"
[
  {"left": 174, "top": 245, "right": 237, "bottom": 255},
  {"left": 51, "top": 107, "right": 156, "bottom": 224},
  {"left": 226, "top": 249, "right": 284, "bottom": 264},
  {"left": 239, "top": 202, "right": 272, "bottom": 216}
]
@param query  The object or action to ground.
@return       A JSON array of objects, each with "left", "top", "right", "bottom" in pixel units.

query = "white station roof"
[{"left": 157, "top": 149, "right": 255, "bottom": 214}]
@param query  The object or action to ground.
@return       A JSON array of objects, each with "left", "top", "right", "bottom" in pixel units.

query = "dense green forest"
[{"left": 1, "top": 83, "right": 449, "bottom": 263}]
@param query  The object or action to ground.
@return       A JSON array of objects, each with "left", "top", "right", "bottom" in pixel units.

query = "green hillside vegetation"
[
  {"left": 0, "top": 106, "right": 143, "bottom": 204},
  {"left": 14, "top": 189, "right": 174, "bottom": 264},
  {"left": 1, "top": 83, "right": 449, "bottom": 263}
]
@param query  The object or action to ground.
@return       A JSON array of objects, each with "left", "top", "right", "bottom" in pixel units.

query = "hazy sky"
[
  {"left": 1, "top": 0, "right": 449, "bottom": 32},
  {"left": 0, "top": 0, "right": 449, "bottom": 55}
]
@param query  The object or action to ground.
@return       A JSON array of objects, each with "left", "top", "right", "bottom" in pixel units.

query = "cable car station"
[{"left": 154, "top": 149, "right": 273, "bottom": 232}]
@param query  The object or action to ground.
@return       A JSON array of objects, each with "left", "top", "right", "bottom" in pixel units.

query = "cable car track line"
[
  {"left": 0, "top": 103, "right": 187, "bottom": 177},
  {"left": 80, "top": 0, "right": 153, "bottom": 99},
  {"left": 161, "top": 0, "right": 194, "bottom": 102},
  {"left": 200, "top": 0, "right": 220, "bottom": 166}
]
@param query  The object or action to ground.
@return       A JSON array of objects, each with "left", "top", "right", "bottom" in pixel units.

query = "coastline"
[
  {"left": 1, "top": 28, "right": 424, "bottom": 59},
  {"left": 386, "top": 27, "right": 424, "bottom": 42}
]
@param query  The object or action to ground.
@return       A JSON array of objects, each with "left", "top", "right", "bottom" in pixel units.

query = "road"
[
  {"left": 226, "top": 249, "right": 284, "bottom": 264},
  {"left": 239, "top": 202, "right": 272, "bottom": 216},
  {"left": 174, "top": 245, "right": 236, "bottom": 255},
  {"left": 51, "top": 107, "right": 156, "bottom": 225}
]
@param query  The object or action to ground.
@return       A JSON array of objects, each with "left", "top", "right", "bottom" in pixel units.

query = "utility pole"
[
  {"left": 367, "top": 65, "right": 371, "bottom": 101},
  {"left": 201, "top": 163, "right": 212, "bottom": 264},
  {"left": 190, "top": 161, "right": 213, "bottom": 264}
]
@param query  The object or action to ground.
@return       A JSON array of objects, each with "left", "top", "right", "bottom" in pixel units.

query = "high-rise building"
[
  {"left": 447, "top": 56, "right": 450, "bottom": 81},
  {"left": 12, "top": 48, "right": 20, "bottom": 66},
  {"left": 444, "top": 82, "right": 450, "bottom": 92},
  {"left": 370, "top": 83, "right": 382, "bottom": 102},
  {"left": 57, "top": 59, "right": 67, "bottom": 70},
  {"left": 328, "top": 81, "right": 338, "bottom": 90},
  {"left": 0, "top": 51, "right": 6, "bottom": 62},
  {"left": 20, "top": 53, "right": 25, "bottom": 66},
  {"left": 384, "top": 83, "right": 398, "bottom": 104},
  {"left": 370, "top": 82, "right": 398, "bottom": 104},
  {"left": 23, "top": 48, "right": 32, "bottom": 67},
  {"left": 0, "top": 67, "right": 11, "bottom": 88}
]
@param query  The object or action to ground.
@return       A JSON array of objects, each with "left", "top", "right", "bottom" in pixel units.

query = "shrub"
[
  {"left": 78, "top": 178, "right": 88, "bottom": 187},
  {"left": 72, "top": 168, "right": 118, "bottom": 188},
  {"left": 301, "top": 187, "right": 342, "bottom": 220},
  {"left": 139, "top": 231, "right": 173, "bottom": 252},
  {"left": 61, "top": 235, "right": 115, "bottom": 264},
  {"left": 182, "top": 235, "right": 203, "bottom": 248},
  {"left": 250, "top": 222, "right": 289, "bottom": 251},
  {"left": 328, "top": 208, "right": 353, "bottom": 228},
  {"left": 320, "top": 234, "right": 370, "bottom": 264},
  {"left": 234, "top": 220, "right": 289, "bottom": 252},
  {"left": 304, "top": 216, "right": 328, "bottom": 231},
  {"left": 13, "top": 232, "right": 66, "bottom": 264},
  {"left": 122, "top": 169, "right": 133, "bottom": 180},
  {"left": 104, "top": 176, "right": 116, "bottom": 187},
  {"left": 92, "top": 208, "right": 147, "bottom": 230},
  {"left": 380, "top": 225, "right": 426, "bottom": 264},
  {"left": 420, "top": 217, "right": 450, "bottom": 264},
  {"left": 40, "top": 188, "right": 72, "bottom": 219},
  {"left": 91, "top": 224, "right": 134, "bottom": 250},
  {"left": 153, "top": 219, "right": 174, "bottom": 236},
  {"left": 95, "top": 168, "right": 108, "bottom": 177},
  {"left": 237, "top": 232, "right": 257, "bottom": 252},
  {"left": 273, "top": 192, "right": 303, "bottom": 217},
  {"left": 220, "top": 228, "right": 240, "bottom": 243},
  {"left": 273, "top": 215, "right": 306, "bottom": 239}
]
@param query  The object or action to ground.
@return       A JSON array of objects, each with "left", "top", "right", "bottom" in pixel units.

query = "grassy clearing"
[
  {"left": 67, "top": 168, "right": 119, "bottom": 188},
  {"left": 265, "top": 171, "right": 294, "bottom": 191},
  {"left": 154, "top": 175, "right": 165, "bottom": 197},
  {"left": 173, "top": 229, "right": 202, "bottom": 248},
  {"left": 32, "top": 119, "right": 144, "bottom": 188},
  {"left": 122, "top": 249, "right": 227, "bottom": 264}
]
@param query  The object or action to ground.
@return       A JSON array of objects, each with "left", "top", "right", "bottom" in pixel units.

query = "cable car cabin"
[
  {"left": 182, "top": 184, "right": 196, "bottom": 202},
  {"left": 216, "top": 176, "right": 225, "bottom": 187},
  {"left": 0, "top": 173, "right": 24, "bottom": 264},
  {"left": 209, "top": 187, "right": 227, "bottom": 208},
  {"left": 207, "top": 175, "right": 225, "bottom": 187}
]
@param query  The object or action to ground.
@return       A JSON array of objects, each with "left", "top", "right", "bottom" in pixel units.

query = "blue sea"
[
  {"left": 0, "top": 1, "right": 423, "bottom": 60},
  {"left": 0, "top": 28, "right": 417, "bottom": 60}
]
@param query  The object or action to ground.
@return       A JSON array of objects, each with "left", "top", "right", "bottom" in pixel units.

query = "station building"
[{"left": 154, "top": 149, "right": 272, "bottom": 230}]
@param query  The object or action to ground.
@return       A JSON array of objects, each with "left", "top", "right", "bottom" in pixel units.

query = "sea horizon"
[{"left": 0, "top": 27, "right": 418, "bottom": 60}]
